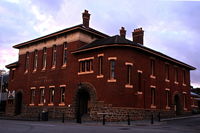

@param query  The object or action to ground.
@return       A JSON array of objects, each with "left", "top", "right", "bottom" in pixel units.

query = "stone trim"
[
  {"left": 60, "top": 85, "right": 66, "bottom": 87},
  {"left": 107, "top": 79, "right": 117, "bottom": 82},
  {"left": 97, "top": 75, "right": 104, "bottom": 78},
  {"left": 97, "top": 53, "right": 104, "bottom": 57},
  {"left": 125, "top": 84, "right": 133, "bottom": 88},
  {"left": 108, "top": 57, "right": 117, "bottom": 60},
  {"left": 150, "top": 75, "right": 156, "bottom": 79},
  {"left": 30, "top": 87, "right": 36, "bottom": 90},
  {"left": 78, "top": 57, "right": 94, "bottom": 62},
  {"left": 78, "top": 71, "right": 94, "bottom": 75},
  {"left": 150, "top": 85, "right": 156, "bottom": 88},
  {"left": 137, "top": 70, "right": 143, "bottom": 73},
  {"left": 125, "top": 62, "right": 133, "bottom": 66},
  {"left": 165, "top": 88, "right": 170, "bottom": 91}
]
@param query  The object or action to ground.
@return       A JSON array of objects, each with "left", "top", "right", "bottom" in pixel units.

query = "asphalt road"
[{"left": 0, "top": 116, "right": 200, "bottom": 133}]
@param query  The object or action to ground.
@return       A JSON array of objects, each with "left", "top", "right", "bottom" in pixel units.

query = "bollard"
[
  {"left": 76, "top": 113, "right": 82, "bottom": 124},
  {"left": 62, "top": 113, "right": 65, "bottom": 123},
  {"left": 103, "top": 114, "right": 105, "bottom": 125},
  {"left": 158, "top": 112, "right": 161, "bottom": 122},
  {"left": 151, "top": 114, "right": 154, "bottom": 124},
  {"left": 127, "top": 114, "right": 130, "bottom": 125},
  {"left": 38, "top": 113, "right": 40, "bottom": 121}
]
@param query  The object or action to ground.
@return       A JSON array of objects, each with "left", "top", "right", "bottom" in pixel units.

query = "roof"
[
  {"left": 5, "top": 62, "right": 18, "bottom": 69},
  {"left": 72, "top": 35, "right": 196, "bottom": 70},
  {"left": 13, "top": 24, "right": 109, "bottom": 49},
  {"left": 191, "top": 92, "right": 200, "bottom": 98}
]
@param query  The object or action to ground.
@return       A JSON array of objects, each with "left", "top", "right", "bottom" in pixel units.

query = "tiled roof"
[
  {"left": 73, "top": 35, "right": 195, "bottom": 70},
  {"left": 77, "top": 35, "right": 140, "bottom": 50},
  {"left": 13, "top": 24, "right": 109, "bottom": 49},
  {"left": 5, "top": 61, "right": 18, "bottom": 69}
]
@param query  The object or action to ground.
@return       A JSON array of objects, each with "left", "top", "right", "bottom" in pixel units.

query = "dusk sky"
[{"left": 0, "top": 0, "right": 199, "bottom": 87}]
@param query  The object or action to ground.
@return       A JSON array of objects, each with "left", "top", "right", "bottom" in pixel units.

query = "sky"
[{"left": 0, "top": 0, "right": 200, "bottom": 87}]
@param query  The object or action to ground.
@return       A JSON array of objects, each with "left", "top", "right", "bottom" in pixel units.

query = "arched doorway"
[
  {"left": 174, "top": 94, "right": 182, "bottom": 115},
  {"left": 15, "top": 91, "right": 22, "bottom": 115},
  {"left": 77, "top": 89, "right": 90, "bottom": 116},
  {"left": 74, "top": 82, "right": 97, "bottom": 122}
]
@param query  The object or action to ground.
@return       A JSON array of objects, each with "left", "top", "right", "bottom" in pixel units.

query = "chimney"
[
  {"left": 82, "top": 10, "right": 90, "bottom": 28},
  {"left": 132, "top": 28, "right": 144, "bottom": 45},
  {"left": 120, "top": 27, "right": 126, "bottom": 38}
]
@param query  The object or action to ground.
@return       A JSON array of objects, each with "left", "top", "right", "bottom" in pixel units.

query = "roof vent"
[
  {"left": 132, "top": 28, "right": 144, "bottom": 45},
  {"left": 82, "top": 10, "right": 90, "bottom": 28},
  {"left": 120, "top": 27, "right": 126, "bottom": 38}
]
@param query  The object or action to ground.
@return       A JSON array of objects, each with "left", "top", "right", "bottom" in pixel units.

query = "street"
[{"left": 0, "top": 116, "right": 200, "bottom": 133}]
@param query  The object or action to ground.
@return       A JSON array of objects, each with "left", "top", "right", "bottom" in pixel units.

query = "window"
[
  {"left": 49, "top": 87, "right": 55, "bottom": 104},
  {"left": 183, "top": 94, "right": 186, "bottom": 109},
  {"left": 52, "top": 45, "right": 56, "bottom": 68},
  {"left": 98, "top": 56, "right": 103, "bottom": 76},
  {"left": 11, "top": 68, "right": 15, "bottom": 80},
  {"left": 151, "top": 88, "right": 156, "bottom": 106},
  {"left": 33, "top": 50, "right": 38, "bottom": 71},
  {"left": 30, "top": 89, "right": 35, "bottom": 104},
  {"left": 165, "top": 64, "right": 170, "bottom": 81},
  {"left": 150, "top": 59, "right": 155, "bottom": 77},
  {"left": 42, "top": 47, "right": 47, "bottom": 69},
  {"left": 175, "top": 67, "right": 178, "bottom": 83},
  {"left": 60, "top": 87, "right": 65, "bottom": 103},
  {"left": 183, "top": 70, "right": 186, "bottom": 85},
  {"left": 166, "top": 90, "right": 170, "bottom": 107},
  {"left": 62, "top": 42, "right": 67, "bottom": 66},
  {"left": 78, "top": 57, "right": 94, "bottom": 74},
  {"left": 138, "top": 72, "right": 142, "bottom": 92},
  {"left": 40, "top": 88, "right": 45, "bottom": 104},
  {"left": 110, "top": 60, "right": 115, "bottom": 80},
  {"left": 25, "top": 52, "right": 29, "bottom": 72},
  {"left": 127, "top": 65, "right": 132, "bottom": 85}
]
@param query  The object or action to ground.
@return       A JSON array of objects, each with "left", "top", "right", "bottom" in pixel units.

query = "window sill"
[
  {"left": 78, "top": 71, "right": 94, "bottom": 75},
  {"left": 51, "top": 66, "right": 56, "bottom": 70},
  {"left": 29, "top": 104, "right": 35, "bottom": 106},
  {"left": 165, "top": 106, "right": 170, "bottom": 110},
  {"left": 48, "top": 103, "right": 54, "bottom": 106},
  {"left": 182, "top": 83, "right": 186, "bottom": 86},
  {"left": 24, "top": 70, "right": 28, "bottom": 74},
  {"left": 41, "top": 68, "right": 46, "bottom": 72},
  {"left": 125, "top": 84, "right": 133, "bottom": 88},
  {"left": 150, "top": 75, "right": 156, "bottom": 79},
  {"left": 137, "top": 91, "right": 143, "bottom": 95},
  {"left": 61, "top": 64, "right": 67, "bottom": 69},
  {"left": 59, "top": 103, "right": 65, "bottom": 106},
  {"left": 97, "top": 75, "right": 104, "bottom": 78},
  {"left": 107, "top": 79, "right": 116, "bottom": 83},
  {"left": 32, "top": 69, "right": 37, "bottom": 73},
  {"left": 38, "top": 103, "right": 44, "bottom": 106},
  {"left": 165, "top": 79, "right": 170, "bottom": 82},
  {"left": 174, "top": 81, "right": 179, "bottom": 85},
  {"left": 184, "top": 108, "right": 188, "bottom": 111},
  {"left": 150, "top": 105, "right": 156, "bottom": 109}
]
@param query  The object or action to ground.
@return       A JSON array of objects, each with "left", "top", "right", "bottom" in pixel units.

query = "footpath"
[{"left": 0, "top": 114, "right": 200, "bottom": 127}]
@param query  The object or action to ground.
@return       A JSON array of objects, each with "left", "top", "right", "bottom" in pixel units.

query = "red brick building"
[{"left": 6, "top": 10, "right": 195, "bottom": 121}]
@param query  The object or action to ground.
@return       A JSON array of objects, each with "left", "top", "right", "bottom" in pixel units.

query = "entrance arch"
[
  {"left": 174, "top": 93, "right": 182, "bottom": 115},
  {"left": 74, "top": 82, "right": 97, "bottom": 119},
  {"left": 77, "top": 89, "right": 90, "bottom": 116},
  {"left": 15, "top": 91, "right": 22, "bottom": 115}
]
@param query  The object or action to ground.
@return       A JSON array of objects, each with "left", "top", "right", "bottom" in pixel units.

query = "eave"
[{"left": 72, "top": 44, "right": 196, "bottom": 70}]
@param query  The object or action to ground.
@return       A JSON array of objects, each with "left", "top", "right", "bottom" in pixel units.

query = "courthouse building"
[{"left": 6, "top": 10, "right": 195, "bottom": 121}]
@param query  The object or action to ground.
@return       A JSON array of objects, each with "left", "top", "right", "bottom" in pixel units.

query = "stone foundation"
[{"left": 18, "top": 104, "right": 176, "bottom": 121}]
